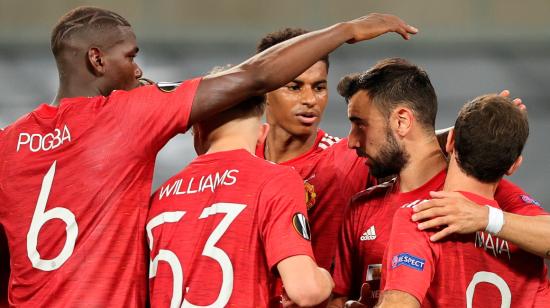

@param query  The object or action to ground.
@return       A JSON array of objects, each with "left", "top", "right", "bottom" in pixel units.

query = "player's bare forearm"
[
  {"left": 189, "top": 13, "right": 417, "bottom": 125},
  {"left": 375, "top": 290, "right": 419, "bottom": 308},
  {"left": 277, "top": 255, "right": 334, "bottom": 307},
  {"left": 498, "top": 213, "right": 550, "bottom": 259}
]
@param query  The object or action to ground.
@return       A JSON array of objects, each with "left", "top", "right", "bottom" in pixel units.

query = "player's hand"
[
  {"left": 411, "top": 191, "right": 488, "bottom": 241},
  {"left": 345, "top": 13, "right": 418, "bottom": 44},
  {"left": 498, "top": 89, "right": 526, "bottom": 111}
]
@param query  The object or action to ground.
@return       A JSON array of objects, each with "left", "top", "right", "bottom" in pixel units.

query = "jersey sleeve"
[
  {"left": 495, "top": 179, "right": 548, "bottom": 216},
  {"left": 257, "top": 167, "right": 315, "bottom": 270},
  {"left": 382, "top": 207, "right": 437, "bottom": 304},
  {"left": 332, "top": 202, "right": 358, "bottom": 296},
  {"left": 108, "top": 78, "right": 201, "bottom": 155}
]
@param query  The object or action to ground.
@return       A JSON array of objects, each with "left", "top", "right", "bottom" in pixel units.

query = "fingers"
[
  {"left": 394, "top": 18, "right": 418, "bottom": 40},
  {"left": 412, "top": 206, "right": 446, "bottom": 221},
  {"left": 499, "top": 89, "right": 526, "bottom": 110},
  {"left": 512, "top": 98, "right": 527, "bottom": 110},
  {"left": 417, "top": 216, "right": 447, "bottom": 230},
  {"left": 498, "top": 89, "right": 510, "bottom": 97},
  {"left": 430, "top": 226, "right": 456, "bottom": 242}
]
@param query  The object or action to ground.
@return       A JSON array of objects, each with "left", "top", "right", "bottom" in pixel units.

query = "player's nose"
[{"left": 301, "top": 87, "right": 316, "bottom": 106}]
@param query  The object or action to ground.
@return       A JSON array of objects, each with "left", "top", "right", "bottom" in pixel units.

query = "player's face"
[
  {"left": 265, "top": 61, "right": 328, "bottom": 137},
  {"left": 101, "top": 27, "right": 143, "bottom": 94},
  {"left": 347, "top": 91, "right": 409, "bottom": 178}
]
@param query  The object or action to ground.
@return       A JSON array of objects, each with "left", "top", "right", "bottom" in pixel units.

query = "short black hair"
[
  {"left": 51, "top": 6, "right": 131, "bottom": 56},
  {"left": 454, "top": 94, "right": 529, "bottom": 183},
  {"left": 337, "top": 58, "right": 437, "bottom": 132},
  {"left": 256, "top": 27, "right": 329, "bottom": 69}
]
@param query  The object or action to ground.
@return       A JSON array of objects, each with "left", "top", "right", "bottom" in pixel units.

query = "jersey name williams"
[
  {"left": 159, "top": 169, "right": 238, "bottom": 200},
  {"left": 17, "top": 125, "right": 72, "bottom": 152}
]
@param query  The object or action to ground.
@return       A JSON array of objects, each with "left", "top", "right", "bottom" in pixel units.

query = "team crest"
[
  {"left": 156, "top": 81, "right": 183, "bottom": 93},
  {"left": 292, "top": 213, "right": 312, "bottom": 241},
  {"left": 304, "top": 181, "right": 317, "bottom": 211}
]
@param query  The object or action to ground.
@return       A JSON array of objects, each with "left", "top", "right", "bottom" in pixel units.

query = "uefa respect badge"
[{"left": 391, "top": 253, "right": 425, "bottom": 271}]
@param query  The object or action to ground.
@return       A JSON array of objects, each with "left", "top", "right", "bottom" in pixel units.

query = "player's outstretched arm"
[
  {"left": 189, "top": 13, "right": 418, "bottom": 125},
  {"left": 277, "top": 255, "right": 334, "bottom": 307},
  {"left": 412, "top": 191, "right": 550, "bottom": 259}
]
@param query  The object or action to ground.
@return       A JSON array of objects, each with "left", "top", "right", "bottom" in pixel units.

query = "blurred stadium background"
[{"left": 0, "top": 0, "right": 548, "bottom": 210}]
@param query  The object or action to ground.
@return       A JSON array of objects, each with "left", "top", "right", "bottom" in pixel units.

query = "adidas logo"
[{"left": 360, "top": 225, "right": 377, "bottom": 241}]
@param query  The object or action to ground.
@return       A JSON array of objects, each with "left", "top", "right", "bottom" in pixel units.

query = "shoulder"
[
  {"left": 317, "top": 130, "right": 343, "bottom": 150},
  {"left": 496, "top": 178, "right": 545, "bottom": 212}
]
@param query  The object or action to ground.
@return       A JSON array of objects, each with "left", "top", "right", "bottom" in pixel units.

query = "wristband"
[{"left": 485, "top": 205, "right": 504, "bottom": 235}]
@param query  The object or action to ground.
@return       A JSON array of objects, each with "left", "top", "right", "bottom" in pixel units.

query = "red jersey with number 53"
[
  {"left": 147, "top": 149, "right": 314, "bottom": 307},
  {"left": 0, "top": 79, "right": 200, "bottom": 307},
  {"left": 382, "top": 191, "right": 548, "bottom": 307}
]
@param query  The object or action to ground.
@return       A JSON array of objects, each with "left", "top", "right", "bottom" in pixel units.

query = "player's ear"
[
  {"left": 506, "top": 155, "right": 523, "bottom": 176},
  {"left": 87, "top": 47, "right": 105, "bottom": 76},
  {"left": 393, "top": 107, "right": 414, "bottom": 137},
  {"left": 257, "top": 123, "right": 269, "bottom": 145},
  {"left": 445, "top": 128, "right": 455, "bottom": 154}
]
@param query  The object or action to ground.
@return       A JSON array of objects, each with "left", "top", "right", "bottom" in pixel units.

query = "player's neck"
[
  {"left": 398, "top": 136, "right": 447, "bottom": 193},
  {"left": 205, "top": 122, "right": 258, "bottom": 155},
  {"left": 53, "top": 82, "right": 102, "bottom": 106},
  {"left": 206, "top": 139, "right": 255, "bottom": 155},
  {"left": 264, "top": 124, "right": 317, "bottom": 163},
  {"left": 443, "top": 154, "right": 497, "bottom": 200}
]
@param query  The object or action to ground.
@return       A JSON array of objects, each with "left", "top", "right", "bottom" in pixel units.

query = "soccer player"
[
  {"left": 0, "top": 6, "right": 418, "bottom": 306},
  {"left": 147, "top": 77, "right": 333, "bottom": 307},
  {"left": 255, "top": 28, "right": 374, "bottom": 274},
  {"left": 329, "top": 58, "right": 548, "bottom": 308},
  {"left": 379, "top": 94, "right": 547, "bottom": 307}
]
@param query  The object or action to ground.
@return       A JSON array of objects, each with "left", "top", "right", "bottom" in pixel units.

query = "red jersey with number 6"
[
  {"left": 382, "top": 191, "right": 548, "bottom": 307},
  {"left": 147, "top": 149, "right": 314, "bottom": 307},
  {"left": 0, "top": 79, "right": 200, "bottom": 307}
]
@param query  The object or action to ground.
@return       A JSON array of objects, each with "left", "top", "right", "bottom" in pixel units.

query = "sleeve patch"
[
  {"left": 292, "top": 212, "right": 311, "bottom": 241},
  {"left": 391, "top": 253, "right": 425, "bottom": 271},
  {"left": 156, "top": 81, "right": 184, "bottom": 93},
  {"left": 520, "top": 194, "right": 542, "bottom": 207}
]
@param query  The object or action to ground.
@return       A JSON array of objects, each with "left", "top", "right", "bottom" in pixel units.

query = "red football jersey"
[
  {"left": 0, "top": 79, "right": 200, "bottom": 307},
  {"left": 332, "top": 169, "right": 446, "bottom": 305},
  {"left": 147, "top": 149, "right": 314, "bottom": 307},
  {"left": 382, "top": 191, "right": 549, "bottom": 307},
  {"left": 256, "top": 129, "right": 371, "bottom": 271}
]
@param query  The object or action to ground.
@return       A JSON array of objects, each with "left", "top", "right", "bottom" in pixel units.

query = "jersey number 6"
[{"left": 27, "top": 161, "right": 78, "bottom": 271}]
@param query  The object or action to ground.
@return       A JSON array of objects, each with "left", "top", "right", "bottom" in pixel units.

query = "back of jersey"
[
  {"left": 431, "top": 192, "right": 546, "bottom": 307},
  {"left": 0, "top": 81, "right": 199, "bottom": 306},
  {"left": 147, "top": 149, "right": 313, "bottom": 307},
  {"left": 383, "top": 191, "right": 547, "bottom": 308}
]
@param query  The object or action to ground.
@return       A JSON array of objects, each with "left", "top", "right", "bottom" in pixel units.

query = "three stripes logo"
[
  {"left": 292, "top": 213, "right": 312, "bottom": 241},
  {"left": 360, "top": 225, "right": 377, "bottom": 241}
]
